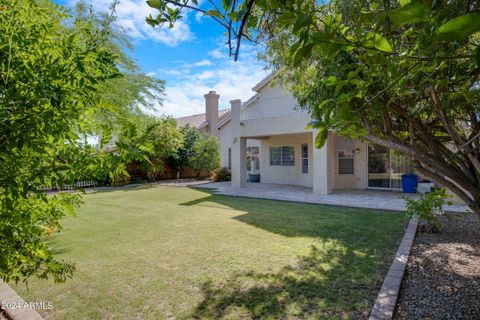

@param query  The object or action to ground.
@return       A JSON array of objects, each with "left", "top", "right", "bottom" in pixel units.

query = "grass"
[{"left": 12, "top": 185, "right": 406, "bottom": 319}]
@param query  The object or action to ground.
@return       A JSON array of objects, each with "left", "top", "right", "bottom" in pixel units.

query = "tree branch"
[
  {"left": 413, "top": 160, "right": 480, "bottom": 214},
  {"left": 233, "top": 0, "right": 255, "bottom": 61}
]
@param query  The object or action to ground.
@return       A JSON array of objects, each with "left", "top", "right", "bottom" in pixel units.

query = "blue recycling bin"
[{"left": 401, "top": 174, "right": 418, "bottom": 193}]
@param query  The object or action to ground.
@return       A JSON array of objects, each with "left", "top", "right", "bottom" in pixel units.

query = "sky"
[{"left": 56, "top": 0, "right": 269, "bottom": 118}]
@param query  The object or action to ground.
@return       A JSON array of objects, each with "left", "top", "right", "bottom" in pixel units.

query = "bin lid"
[{"left": 402, "top": 173, "right": 417, "bottom": 178}]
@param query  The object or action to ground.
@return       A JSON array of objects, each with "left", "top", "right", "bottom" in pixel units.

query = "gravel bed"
[{"left": 394, "top": 213, "right": 480, "bottom": 319}]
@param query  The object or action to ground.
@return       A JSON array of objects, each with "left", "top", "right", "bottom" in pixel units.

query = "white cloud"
[
  {"left": 156, "top": 43, "right": 269, "bottom": 118},
  {"left": 208, "top": 48, "right": 225, "bottom": 59},
  {"left": 197, "top": 71, "right": 215, "bottom": 80},
  {"left": 191, "top": 59, "right": 212, "bottom": 67},
  {"left": 72, "top": 0, "right": 194, "bottom": 46},
  {"left": 195, "top": 11, "right": 204, "bottom": 23}
]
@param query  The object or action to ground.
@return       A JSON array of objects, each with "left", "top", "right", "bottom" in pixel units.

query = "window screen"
[
  {"left": 270, "top": 147, "right": 281, "bottom": 166},
  {"left": 338, "top": 150, "right": 354, "bottom": 174},
  {"left": 281, "top": 147, "right": 295, "bottom": 166},
  {"left": 270, "top": 146, "right": 295, "bottom": 166}
]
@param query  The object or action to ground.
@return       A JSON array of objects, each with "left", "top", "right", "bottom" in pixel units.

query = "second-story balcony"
[{"left": 237, "top": 92, "right": 311, "bottom": 137}]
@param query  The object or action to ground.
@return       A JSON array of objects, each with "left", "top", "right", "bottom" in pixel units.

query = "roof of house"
[
  {"left": 176, "top": 108, "right": 231, "bottom": 129},
  {"left": 178, "top": 71, "right": 281, "bottom": 131},
  {"left": 252, "top": 71, "right": 278, "bottom": 92}
]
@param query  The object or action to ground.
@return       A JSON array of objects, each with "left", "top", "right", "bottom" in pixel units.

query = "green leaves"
[
  {"left": 437, "top": 14, "right": 480, "bottom": 40},
  {"left": 322, "top": 76, "right": 338, "bottom": 86},
  {"left": 388, "top": 1, "right": 429, "bottom": 29},
  {"left": 276, "top": 11, "right": 297, "bottom": 26},
  {"left": 315, "top": 127, "right": 328, "bottom": 148},
  {"left": 206, "top": 9, "right": 223, "bottom": 19},
  {"left": 146, "top": 0, "right": 162, "bottom": 9},
  {"left": 0, "top": 0, "right": 125, "bottom": 283},
  {"left": 364, "top": 33, "right": 393, "bottom": 53},
  {"left": 477, "top": 46, "right": 480, "bottom": 68},
  {"left": 292, "top": 14, "right": 311, "bottom": 34}
]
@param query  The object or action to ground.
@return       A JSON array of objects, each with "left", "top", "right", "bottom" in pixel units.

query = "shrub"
[
  {"left": 192, "top": 136, "right": 220, "bottom": 176},
  {"left": 403, "top": 188, "right": 452, "bottom": 233},
  {"left": 211, "top": 167, "right": 231, "bottom": 182},
  {"left": 109, "top": 173, "right": 131, "bottom": 186}
]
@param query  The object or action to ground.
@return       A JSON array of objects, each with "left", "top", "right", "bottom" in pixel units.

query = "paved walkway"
[{"left": 197, "top": 182, "right": 469, "bottom": 213}]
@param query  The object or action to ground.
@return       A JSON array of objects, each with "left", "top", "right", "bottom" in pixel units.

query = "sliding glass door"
[{"left": 368, "top": 144, "right": 413, "bottom": 190}]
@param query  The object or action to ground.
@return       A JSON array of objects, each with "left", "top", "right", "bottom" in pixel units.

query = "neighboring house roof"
[{"left": 176, "top": 108, "right": 230, "bottom": 130}]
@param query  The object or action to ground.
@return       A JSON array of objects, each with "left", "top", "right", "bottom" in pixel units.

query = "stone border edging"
[
  {"left": 0, "top": 280, "right": 43, "bottom": 320},
  {"left": 369, "top": 217, "right": 418, "bottom": 320}
]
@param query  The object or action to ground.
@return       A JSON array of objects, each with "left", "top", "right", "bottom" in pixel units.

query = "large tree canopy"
[
  {"left": 74, "top": 0, "right": 166, "bottom": 143},
  {"left": 0, "top": 0, "right": 164, "bottom": 282},
  {"left": 148, "top": 0, "right": 480, "bottom": 214},
  {"left": 0, "top": 0, "right": 118, "bottom": 282}
]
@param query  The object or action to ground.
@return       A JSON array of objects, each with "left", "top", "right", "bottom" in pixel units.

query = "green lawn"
[{"left": 12, "top": 185, "right": 406, "bottom": 319}]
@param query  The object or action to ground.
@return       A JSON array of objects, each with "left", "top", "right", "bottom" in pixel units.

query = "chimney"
[{"left": 204, "top": 90, "right": 220, "bottom": 136}]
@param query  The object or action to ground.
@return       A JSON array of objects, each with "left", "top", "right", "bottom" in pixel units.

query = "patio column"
[
  {"left": 312, "top": 129, "right": 332, "bottom": 194},
  {"left": 230, "top": 99, "right": 247, "bottom": 188}
]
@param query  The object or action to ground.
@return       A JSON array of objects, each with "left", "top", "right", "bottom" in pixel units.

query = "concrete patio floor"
[{"left": 197, "top": 182, "right": 469, "bottom": 213}]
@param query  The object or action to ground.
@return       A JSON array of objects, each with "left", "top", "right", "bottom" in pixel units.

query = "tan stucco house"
[{"left": 216, "top": 73, "right": 415, "bottom": 194}]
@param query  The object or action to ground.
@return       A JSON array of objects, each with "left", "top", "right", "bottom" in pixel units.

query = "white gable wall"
[{"left": 242, "top": 83, "right": 301, "bottom": 121}]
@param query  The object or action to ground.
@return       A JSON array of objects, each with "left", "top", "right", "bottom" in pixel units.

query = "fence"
[{"left": 37, "top": 180, "right": 97, "bottom": 192}]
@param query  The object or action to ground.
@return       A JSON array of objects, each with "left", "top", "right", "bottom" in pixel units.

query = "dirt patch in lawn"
[{"left": 394, "top": 213, "right": 480, "bottom": 319}]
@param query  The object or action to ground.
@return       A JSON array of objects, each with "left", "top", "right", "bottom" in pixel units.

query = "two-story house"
[{"left": 216, "top": 73, "right": 414, "bottom": 194}]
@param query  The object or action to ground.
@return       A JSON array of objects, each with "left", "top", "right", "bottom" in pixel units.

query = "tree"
[
  {"left": 74, "top": 1, "right": 165, "bottom": 144},
  {"left": 0, "top": 0, "right": 122, "bottom": 282},
  {"left": 147, "top": 0, "right": 480, "bottom": 214},
  {"left": 117, "top": 117, "right": 184, "bottom": 181},
  {"left": 191, "top": 135, "right": 220, "bottom": 176},
  {"left": 167, "top": 125, "right": 203, "bottom": 179}
]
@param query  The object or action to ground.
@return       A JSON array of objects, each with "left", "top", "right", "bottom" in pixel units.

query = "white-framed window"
[
  {"left": 270, "top": 146, "right": 295, "bottom": 166},
  {"left": 301, "top": 143, "right": 308, "bottom": 173},
  {"left": 338, "top": 150, "right": 354, "bottom": 174}
]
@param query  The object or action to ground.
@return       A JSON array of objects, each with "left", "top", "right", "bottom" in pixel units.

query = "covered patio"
[{"left": 197, "top": 182, "right": 469, "bottom": 213}]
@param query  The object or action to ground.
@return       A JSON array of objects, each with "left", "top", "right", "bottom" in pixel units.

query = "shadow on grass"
[
  {"left": 182, "top": 188, "right": 404, "bottom": 240},
  {"left": 181, "top": 188, "right": 405, "bottom": 319},
  {"left": 192, "top": 244, "right": 382, "bottom": 319}
]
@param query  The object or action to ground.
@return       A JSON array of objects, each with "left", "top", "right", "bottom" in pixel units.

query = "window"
[
  {"left": 338, "top": 150, "right": 354, "bottom": 174},
  {"left": 246, "top": 146, "right": 260, "bottom": 171},
  {"left": 270, "top": 147, "right": 281, "bottom": 166},
  {"left": 270, "top": 146, "right": 295, "bottom": 166},
  {"left": 228, "top": 148, "right": 231, "bottom": 170},
  {"left": 301, "top": 143, "right": 308, "bottom": 173}
]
